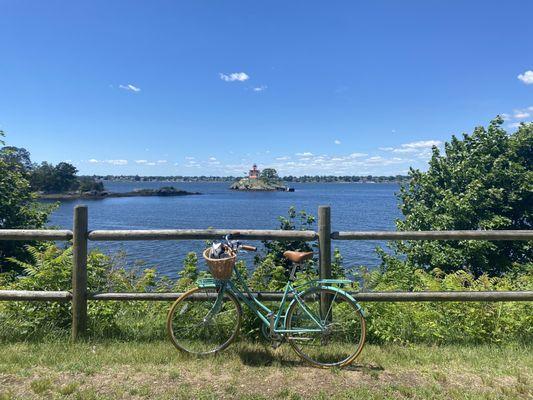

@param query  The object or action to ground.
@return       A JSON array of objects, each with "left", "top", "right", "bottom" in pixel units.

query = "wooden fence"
[{"left": 1, "top": 205, "right": 532, "bottom": 341}]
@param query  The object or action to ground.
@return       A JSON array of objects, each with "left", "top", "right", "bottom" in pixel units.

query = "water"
[{"left": 47, "top": 182, "right": 402, "bottom": 278}]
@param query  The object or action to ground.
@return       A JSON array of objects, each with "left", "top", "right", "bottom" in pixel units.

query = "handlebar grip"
[{"left": 240, "top": 245, "right": 257, "bottom": 252}]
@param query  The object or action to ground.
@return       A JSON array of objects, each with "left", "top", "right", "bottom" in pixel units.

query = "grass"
[{"left": 0, "top": 339, "right": 531, "bottom": 399}]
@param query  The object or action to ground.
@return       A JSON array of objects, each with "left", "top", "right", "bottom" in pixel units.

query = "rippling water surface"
[{"left": 47, "top": 182, "right": 402, "bottom": 278}]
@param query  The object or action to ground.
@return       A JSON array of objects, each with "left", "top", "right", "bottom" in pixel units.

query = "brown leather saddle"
[{"left": 282, "top": 250, "right": 314, "bottom": 263}]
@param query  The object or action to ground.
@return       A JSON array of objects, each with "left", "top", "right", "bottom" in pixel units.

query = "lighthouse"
[{"left": 248, "top": 164, "right": 260, "bottom": 179}]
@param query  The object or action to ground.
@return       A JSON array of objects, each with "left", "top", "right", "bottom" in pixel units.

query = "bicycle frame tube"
[{"left": 227, "top": 266, "right": 325, "bottom": 333}]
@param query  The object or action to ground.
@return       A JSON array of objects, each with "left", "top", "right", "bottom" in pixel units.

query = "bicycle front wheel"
[
  {"left": 286, "top": 287, "right": 366, "bottom": 368},
  {"left": 167, "top": 286, "right": 242, "bottom": 355}
]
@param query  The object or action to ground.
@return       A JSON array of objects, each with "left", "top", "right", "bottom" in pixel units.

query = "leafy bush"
[
  {"left": 0, "top": 131, "right": 54, "bottom": 271},
  {"left": 360, "top": 253, "right": 533, "bottom": 344},
  {"left": 388, "top": 118, "right": 532, "bottom": 276},
  {"left": 250, "top": 207, "right": 318, "bottom": 291},
  {"left": 1, "top": 242, "right": 531, "bottom": 344},
  {"left": 0, "top": 245, "right": 170, "bottom": 340},
  {"left": 1, "top": 203, "right": 531, "bottom": 345}
]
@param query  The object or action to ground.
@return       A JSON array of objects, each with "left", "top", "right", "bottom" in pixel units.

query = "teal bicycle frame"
[{"left": 198, "top": 264, "right": 362, "bottom": 335}]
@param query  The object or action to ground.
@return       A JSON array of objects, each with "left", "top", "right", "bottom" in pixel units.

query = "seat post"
[{"left": 289, "top": 262, "right": 299, "bottom": 281}]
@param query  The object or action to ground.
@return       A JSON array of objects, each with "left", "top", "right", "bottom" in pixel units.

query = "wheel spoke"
[
  {"left": 167, "top": 287, "right": 241, "bottom": 355},
  {"left": 286, "top": 288, "right": 366, "bottom": 367}
]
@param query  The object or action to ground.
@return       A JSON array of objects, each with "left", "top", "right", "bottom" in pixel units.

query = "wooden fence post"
[
  {"left": 318, "top": 206, "right": 332, "bottom": 280},
  {"left": 72, "top": 205, "right": 88, "bottom": 341},
  {"left": 318, "top": 206, "right": 332, "bottom": 318}
]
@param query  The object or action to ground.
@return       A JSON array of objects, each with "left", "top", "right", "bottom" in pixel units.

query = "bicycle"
[{"left": 167, "top": 234, "right": 366, "bottom": 368}]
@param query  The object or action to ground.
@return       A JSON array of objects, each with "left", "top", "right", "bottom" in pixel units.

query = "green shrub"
[
  {"left": 1, "top": 243, "right": 531, "bottom": 344},
  {"left": 0, "top": 244, "right": 170, "bottom": 340},
  {"left": 360, "top": 256, "right": 533, "bottom": 344}
]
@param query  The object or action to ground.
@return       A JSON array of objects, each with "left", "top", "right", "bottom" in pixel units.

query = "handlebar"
[
  {"left": 223, "top": 234, "right": 256, "bottom": 252},
  {"left": 240, "top": 245, "right": 257, "bottom": 252}
]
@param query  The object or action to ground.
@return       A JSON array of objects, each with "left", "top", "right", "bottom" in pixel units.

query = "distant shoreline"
[
  {"left": 37, "top": 187, "right": 201, "bottom": 200},
  {"left": 84, "top": 176, "right": 410, "bottom": 184}
]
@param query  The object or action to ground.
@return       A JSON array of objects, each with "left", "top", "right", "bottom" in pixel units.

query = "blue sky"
[{"left": 1, "top": 1, "right": 532, "bottom": 176}]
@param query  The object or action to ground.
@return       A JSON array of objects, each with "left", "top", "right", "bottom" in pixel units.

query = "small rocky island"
[
  {"left": 39, "top": 186, "right": 200, "bottom": 200},
  {"left": 230, "top": 165, "right": 290, "bottom": 191}
]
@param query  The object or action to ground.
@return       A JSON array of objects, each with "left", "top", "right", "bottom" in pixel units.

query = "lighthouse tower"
[{"left": 248, "top": 164, "right": 260, "bottom": 179}]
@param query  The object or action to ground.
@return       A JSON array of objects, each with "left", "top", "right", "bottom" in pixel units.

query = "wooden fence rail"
[
  {"left": 88, "top": 229, "right": 317, "bottom": 241},
  {"left": 332, "top": 230, "right": 533, "bottom": 240},
  {"left": 2, "top": 290, "right": 532, "bottom": 302},
  {"left": 0, "top": 204, "right": 532, "bottom": 340},
  {"left": 87, "top": 291, "right": 533, "bottom": 302}
]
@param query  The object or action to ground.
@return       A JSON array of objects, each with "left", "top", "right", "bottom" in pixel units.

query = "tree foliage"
[
  {"left": 249, "top": 207, "right": 317, "bottom": 290},
  {"left": 30, "top": 161, "right": 79, "bottom": 193},
  {"left": 0, "top": 131, "right": 53, "bottom": 271},
  {"left": 260, "top": 168, "right": 280, "bottom": 182},
  {"left": 77, "top": 176, "right": 105, "bottom": 192},
  {"left": 0, "top": 146, "right": 32, "bottom": 171},
  {"left": 389, "top": 118, "right": 532, "bottom": 276}
]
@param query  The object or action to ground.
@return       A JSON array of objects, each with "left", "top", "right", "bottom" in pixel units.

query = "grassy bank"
[{"left": 0, "top": 339, "right": 531, "bottom": 399}]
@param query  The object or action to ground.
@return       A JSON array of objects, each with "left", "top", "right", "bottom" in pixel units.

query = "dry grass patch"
[{"left": 0, "top": 340, "right": 531, "bottom": 399}]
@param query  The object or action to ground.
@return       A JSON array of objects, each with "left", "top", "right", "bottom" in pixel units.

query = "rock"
[{"left": 230, "top": 178, "right": 287, "bottom": 191}]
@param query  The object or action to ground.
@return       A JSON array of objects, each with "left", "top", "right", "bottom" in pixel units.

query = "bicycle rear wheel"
[
  {"left": 167, "top": 286, "right": 242, "bottom": 355},
  {"left": 286, "top": 287, "right": 366, "bottom": 368}
]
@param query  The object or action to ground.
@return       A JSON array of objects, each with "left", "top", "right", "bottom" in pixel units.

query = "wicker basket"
[{"left": 203, "top": 248, "right": 236, "bottom": 280}]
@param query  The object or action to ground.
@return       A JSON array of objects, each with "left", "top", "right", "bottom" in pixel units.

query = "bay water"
[{"left": 47, "top": 182, "right": 402, "bottom": 278}]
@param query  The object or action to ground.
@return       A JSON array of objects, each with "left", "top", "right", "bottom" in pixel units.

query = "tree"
[
  {"left": 0, "top": 131, "right": 53, "bottom": 271},
  {"left": 30, "top": 161, "right": 79, "bottom": 193},
  {"left": 78, "top": 176, "right": 104, "bottom": 192},
  {"left": 260, "top": 168, "right": 279, "bottom": 182},
  {"left": 0, "top": 146, "right": 32, "bottom": 171},
  {"left": 386, "top": 117, "right": 532, "bottom": 276},
  {"left": 54, "top": 162, "right": 78, "bottom": 192}
]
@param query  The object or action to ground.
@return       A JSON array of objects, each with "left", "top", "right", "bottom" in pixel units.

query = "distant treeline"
[
  {"left": 0, "top": 146, "right": 103, "bottom": 194},
  {"left": 86, "top": 174, "right": 411, "bottom": 183}
]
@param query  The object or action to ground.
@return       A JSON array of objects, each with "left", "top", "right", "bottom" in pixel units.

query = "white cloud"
[
  {"left": 517, "top": 70, "right": 533, "bottom": 85},
  {"left": 135, "top": 160, "right": 148, "bottom": 164},
  {"left": 106, "top": 159, "right": 128, "bottom": 165},
  {"left": 146, "top": 162, "right": 156, "bottom": 166},
  {"left": 334, "top": 139, "right": 341, "bottom": 145},
  {"left": 253, "top": 85, "right": 267, "bottom": 92},
  {"left": 349, "top": 152, "right": 367, "bottom": 158},
  {"left": 119, "top": 84, "right": 141, "bottom": 92},
  {"left": 513, "top": 110, "right": 530, "bottom": 119},
  {"left": 88, "top": 159, "right": 99, "bottom": 164},
  {"left": 219, "top": 72, "right": 249, "bottom": 82},
  {"left": 276, "top": 156, "right": 290, "bottom": 161},
  {"left": 392, "top": 148, "right": 418, "bottom": 153},
  {"left": 296, "top": 152, "right": 313, "bottom": 157},
  {"left": 401, "top": 140, "right": 441, "bottom": 149},
  {"left": 185, "top": 156, "right": 195, "bottom": 160},
  {"left": 380, "top": 140, "right": 441, "bottom": 154},
  {"left": 157, "top": 160, "right": 167, "bottom": 164}
]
